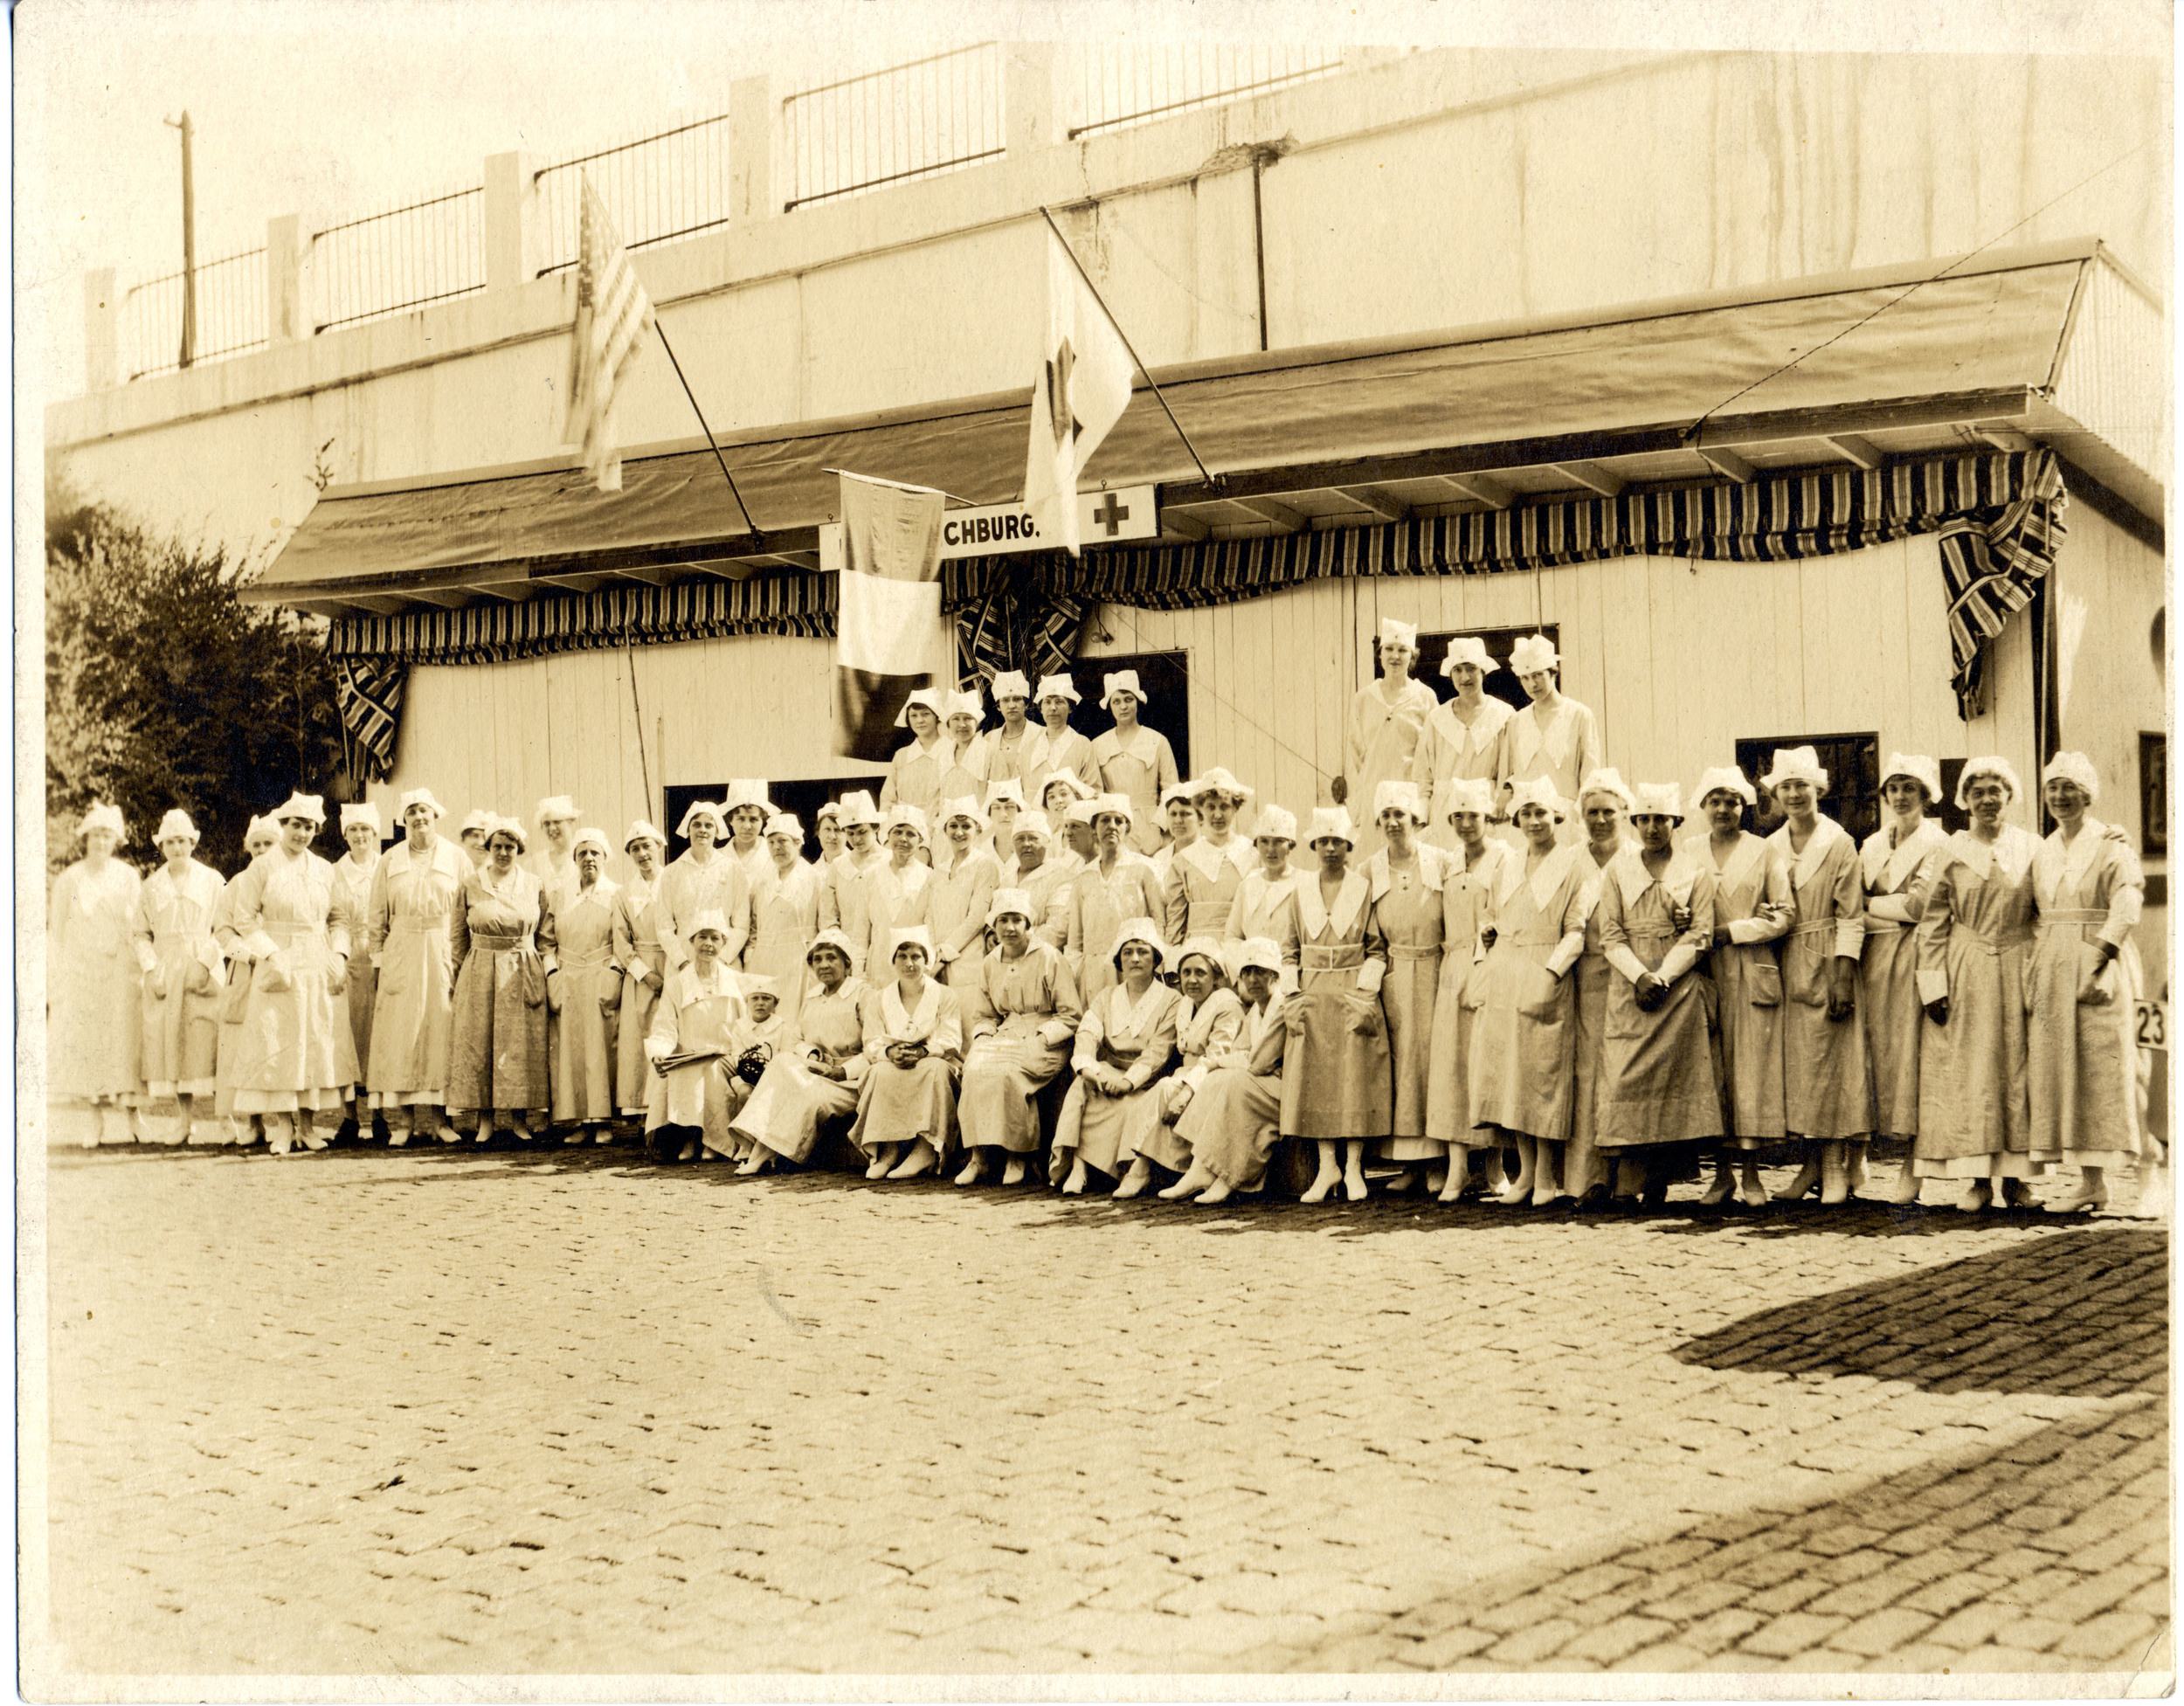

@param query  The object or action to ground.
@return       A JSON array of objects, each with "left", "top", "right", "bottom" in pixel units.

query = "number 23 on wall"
[{"left": 2136, "top": 1000, "right": 2167, "bottom": 1050}]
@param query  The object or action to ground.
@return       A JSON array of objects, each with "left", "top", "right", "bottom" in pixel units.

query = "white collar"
[
  {"left": 1947, "top": 825, "right": 2036, "bottom": 884},
  {"left": 883, "top": 978, "right": 942, "bottom": 1028},
  {"left": 1860, "top": 818, "right": 1946, "bottom": 889},
  {"left": 1611, "top": 845, "right": 1700, "bottom": 909},
  {"left": 1368, "top": 845, "right": 1446, "bottom": 900},
  {"left": 1691, "top": 829, "right": 1766, "bottom": 896},
  {"left": 1432, "top": 694, "right": 1512, "bottom": 753},
  {"left": 1772, "top": 813, "right": 1849, "bottom": 887},
  {"left": 2038, "top": 818, "right": 2111, "bottom": 897},
  {"left": 1295, "top": 868, "right": 1369, "bottom": 938},
  {"left": 1178, "top": 838, "right": 1247, "bottom": 882},
  {"left": 1107, "top": 978, "right": 1172, "bottom": 1035}
]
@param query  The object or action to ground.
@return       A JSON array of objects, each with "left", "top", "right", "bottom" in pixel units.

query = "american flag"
[{"left": 563, "top": 176, "right": 655, "bottom": 494}]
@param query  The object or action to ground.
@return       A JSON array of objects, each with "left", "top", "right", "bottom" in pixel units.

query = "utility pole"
[{"left": 165, "top": 110, "right": 197, "bottom": 368}]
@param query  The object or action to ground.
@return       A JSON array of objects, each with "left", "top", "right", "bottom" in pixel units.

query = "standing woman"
[
  {"left": 1007, "top": 812, "right": 1075, "bottom": 949},
  {"left": 938, "top": 689, "right": 991, "bottom": 804},
  {"left": 1763, "top": 748, "right": 1874, "bottom": 1205},
  {"left": 1343, "top": 618, "right": 1439, "bottom": 860},
  {"left": 814, "top": 801, "right": 846, "bottom": 867},
  {"left": 723, "top": 780, "right": 774, "bottom": 889},
  {"left": 129, "top": 809, "right": 225, "bottom": 1145},
  {"left": 982, "top": 672, "right": 1040, "bottom": 798},
  {"left": 985, "top": 779, "right": 1026, "bottom": 873},
  {"left": 528, "top": 797, "right": 582, "bottom": 913},
  {"left": 642, "top": 910, "right": 745, "bottom": 1164},
  {"left": 1091, "top": 673, "right": 1179, "bottom": 857},
  {"left": 1412, "top": 638, "right": 1513, "bottom": 849},
  {"left": 928, "top": 798, "right": 1001, "bottom": 990},
  {"left": 1164, "top": 774, "right": 1254, "bottom": 945},
  {"left": 1593, "top": 784, "right": 1721, "bottom": 1202},
  {"left": 1022, "top": 674, "right": 1101, "bottom": 800},
  {"left": 1859, "top": 755, "right": 1949, "bottom": 1205},
  {"left": 851, "top": 925, "right": 964, "bottom": 1181},
  {"left": 365, "top": 790, "right": 467, "bottom": 1146},
  {"left": 49, "top": 802, "right": 145, "bottom": 1148},
  {"left": 747, "top": 812, "right": 822, "bottom": 1028},
  {"left": 1468, "top": 779, "right": 1589, "bottom": 1205},
  {"left": 731, "top": 929, "right": 871, "bottom": 1172},
  {"left": 1285, "top": 807, "right": 1393, "bottom": 1205},
  {"left": 1366, "top": 783, "right": 1449, "bottom": 1195},
  {"left": 2028, "top": 753, "right": 2146, "bottom": 1212},
  {"left": 818, "top": 792, "right": 886, "bottom": 977},
  {"left": 333, "top": 803, "right": 383, "bottom": 1137},
  {"left": 457, "top": 811, "right": 493, "bottom": 868},
  {"left": 549, "top": 827, "right": 622, "bottom": 1144},
  {"left": 1501, "top": 635, "right": 1604, "bottom": 842},
  {"left": 222, "top": 793, "right": 356, "bottom": 1157},
  {"left": 1565, "top": 769, "right": 1635, "bottom": 1205},
  {"left": 1222, "top": 805, "right": 1303, "bottom": 991},
  {"left": 1912, "top": 758, "right": 2042, "bottom": 1212},
  {"left": 863, "top": 805, "right": 935, "bottom": 977},
  {"left": 880, "top": 691, "right": 949, "bottom": 825},
  {"left": 1151, "top": 784, "right": 1199, "bottom": 890},
  {"left": 446, "top": 815, "right": 556, "bottom": 1144},
  {"left": 1040, "top": 777, "right": 1096, "bottom": 876},
  {"left": 955, "top": 889, "right": 1082, "bottom": 1187},
  {"left": 612, "top": 821, "right": 675, "bottom": 1137},
  {"left": 211, "top": 815, "right": 279, "bottom": 1145},
  {"left": 1053, "top": 920, "right": 1179, "bottom": 1196},
  {"left": 1686, "top": 767, "right": 1791, "bottom": 1207},
  {"left": 1425, "top": 779, "right": 1510, "bottom": 1201},
  {"left": 1063, "top": 796, "right": 1166, "bottom": 1003},
  {"left": 663, "top": 802, "right": 750, "bottom": 970},
  {"left": 1128, "top": 937, "right": 1245, "bottom": 1197}
]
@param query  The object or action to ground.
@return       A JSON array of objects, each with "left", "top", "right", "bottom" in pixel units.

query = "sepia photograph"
[{"left": 17, "top": 0, "right": 2174, "bottom": 1691}]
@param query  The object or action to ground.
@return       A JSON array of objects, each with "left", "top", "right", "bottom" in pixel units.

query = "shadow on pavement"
[{"left": 1674, "top": 1226, "right": 2167, "bottom": 1398}]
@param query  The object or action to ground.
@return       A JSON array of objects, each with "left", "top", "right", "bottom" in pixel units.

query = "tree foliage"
[{"left": 45, "top": 486, "right": 347, "bottom": 877}]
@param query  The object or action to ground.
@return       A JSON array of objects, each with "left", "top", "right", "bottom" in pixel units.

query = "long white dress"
[
  {"left": 2027, "top": 821, "right": 2145, "bottom": 1173},
  {"left": 332, "top": 851, "right": 379, "bottom": 1094},
  {"left": 818, "top": 849, "right": 888, "bottom": 977},
  {"left": 880, "top": 734, "right": 948, "bottom": 822},
  {"left": 1769, "top": 815, "right": 1874, "bottom": 1143},
  {"left": 860, "top": 858, "right": 933, "bottom": 981},
  {"left": 747, "top": 858, "right": 823, "bottom": 1026},
  {"left": 1424, "top": 839, "right": 1509, "bottom": 1145},
  {"left": 1063, "top": 853, "right": 1167, "bottom": 1001},
  {"left": 644, "top": 963, "right": 745, "bottom": 1147},
  {"left": 549, "top": 878, "right": 622, "bottom": 1125},
  {"left": 221, "top": 846, "right": 356, "bottom": 1115},
  {"left": 850, "top": 979, "right": 964, "bottom": 1160},
  {"left": 1502, "top": 696, "right": 1603, "bottom": 843},
  {"left": 1412, "top": 697, "right": 1514, "bottom": 849},
  {"left": 1858, "top": 818, "right": 1948, "bottom": 1141},
  {"left": 1091, "top": 726, "right": 1180, "bottom": 856},
  {"left": 130, "top": 859, "right": 225, "bottom": 1100},
  {"left": 661, "top": 849, "right": 750, "bottom": 969},
  {"left": 612, "top": 871, "right": 679, "bottom": 1117},
  {"left": 1134, "top": 987, "right": 1247, "bottom": 1172},
  {"left": 1369, "top": 846, "right": 1449, "bottom": 1161},
  {"left": 1164, "top": 836, "right": 1254, "bottom": 945},
  {"left": 1346, "top": 674, "right": 1439, "bottom": 858},
  {"left": 1690, "top": 829, "right": 1793, "bottom": 1148},
  {"left": 926, "top": 845, "right": 1000, "bottom": 991},
  {"left": 1054, "top": 980, "right": 1181, "bottom": 1176},
  {"left": 1912, "top": 826, "right": 2040, "bottom": 1181},
  {"left": 365, "top": 837, "right": 466, "bottom": 1111},
  {"left": 957, "top": 943, "right": 1082, "bottom": 1155},
  {"left": 1467, "top": 845, "right": 1589, "bottom": 1141},
  {"left": 733, "top": 977, "right": 872, "bottom": 1164},
  {"left": 49, "top": 857, "right": 144, "bottom": 1112}
]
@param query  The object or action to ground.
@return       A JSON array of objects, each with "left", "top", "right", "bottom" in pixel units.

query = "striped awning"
[{"left": 327, "top": 447, "right": 2067, "bottom": 774}]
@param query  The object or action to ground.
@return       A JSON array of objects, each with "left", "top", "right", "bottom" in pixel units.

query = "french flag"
[{"left": 833, "top": 472, "right": 949, "bottom": 763}]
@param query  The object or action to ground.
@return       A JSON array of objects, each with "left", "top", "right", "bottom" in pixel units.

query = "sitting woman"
[
  {"left": 1158, "top": 938, "right": 1291, "bottom": 1203},
  {"left": 1126, "top": 936, "right": 1245, "bottom": 1198},
  {"left": 641, "top": 909, "right": 746, "bottom": 1164},
  {"left": 1052, "top": 919, "right": 1181, "bottom": 1196},
  {"left": 850, "top": 926, "right": 964, "bottom": 1181},
  {"left": 730, "top": 930, "right": 871, "bottom": 1174},
  {"left": 708, "top": 975, "right": 790, "bottom": 1164},
  {"left": 955, "top": 889, "right": 1082, "bottom": 1187}
]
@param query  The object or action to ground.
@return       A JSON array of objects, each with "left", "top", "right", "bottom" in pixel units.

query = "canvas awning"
[{"left": 252, "top": 237, "right": 2160, "bottom": 616}]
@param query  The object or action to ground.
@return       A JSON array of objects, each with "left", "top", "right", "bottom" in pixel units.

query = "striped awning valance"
[
  {"left": 327, "top": 570, "right": 833, "bottom": 666},
  {"left": 327, "top": 449, "right": 2065, "bottom": 768}
]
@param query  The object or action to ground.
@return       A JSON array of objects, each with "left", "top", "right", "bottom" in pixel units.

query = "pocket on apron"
[{"left": 1748, "top": 960, "right": 1782, "bottom": 1008}]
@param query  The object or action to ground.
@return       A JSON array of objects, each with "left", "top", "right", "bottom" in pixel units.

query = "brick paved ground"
[{"left": 32, "top": 1139, "right": 2171, "bottom": 1680}]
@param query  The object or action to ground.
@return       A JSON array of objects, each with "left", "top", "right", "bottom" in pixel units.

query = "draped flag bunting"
[
  {"left": 563, "top": 176, "right": 657, "bottom": 494},
  {"left": 833, "top": 473, "right": 949, "bottom": 762},
  {"left": 1023, "top": 226, "right": 1135, "bottom": 556},
  {"left": 326, "top": 449, "right": 2066, "bottom": 764},
  {"left": 332, "top": 656, "right": 409, "bottom": 783}
]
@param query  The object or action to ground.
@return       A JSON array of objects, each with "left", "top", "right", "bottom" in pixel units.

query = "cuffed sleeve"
[{"left": 1917, "top": 968, "right": 1950, "bottom": 1005}]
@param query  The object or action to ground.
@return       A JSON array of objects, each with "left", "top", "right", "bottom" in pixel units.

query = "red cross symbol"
[{"left": 1092, "top": 492, "right": 1130, "bottom": 536}]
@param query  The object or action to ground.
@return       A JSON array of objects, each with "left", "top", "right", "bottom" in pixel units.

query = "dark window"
[
  {"left": 2143, "top": 731, "right": 2167, "bottom": 856},
  {"left": 1732, "top": 733, "right": 1881, "bottom": 842},
  {"left": 1049, "top": 649, "right": 1191, "bottom": 777},
  {"left": 1399, "top": 625, "right": 1559, "bottom": 716},
  {"left": 660, "top": 777, "right": 868, "bottom": 865}
]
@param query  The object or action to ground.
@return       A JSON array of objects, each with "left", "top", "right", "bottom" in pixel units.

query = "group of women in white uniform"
[{"left": 47, "top": 627, "right": 2152, "bottom": 1213}]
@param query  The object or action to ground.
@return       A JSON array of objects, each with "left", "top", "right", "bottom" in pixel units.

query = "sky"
[{"left": 16, "top": 0, "right": 2172, "bottom": 411}]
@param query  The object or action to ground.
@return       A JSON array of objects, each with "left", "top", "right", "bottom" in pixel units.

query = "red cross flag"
[
  {"left": 1023, "top": 227, "right": 1136, "bottom": 556},
  {"left": 563, "top": 176, "right": 656, "bottom": 494},
  {"left": 833, "top": 473, "right": 950, "bottom": 762}
]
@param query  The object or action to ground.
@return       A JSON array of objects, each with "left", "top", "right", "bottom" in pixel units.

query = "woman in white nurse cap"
[
  {"left": 937, "top": 688, "right": 990, "bottom": 804},
  {"left": 131, "top": 808, "right": 226, "bottom": 1146},
  {"left": 1366, "top": 780, "right": 1449, "bottom": 1196},
  {"left": 1503, "top": 633, "right": 1603, "bottom": 838},
  {"left": 1856, "top": 755, "right": 1949, "bottom": 1204},
  {"left": 1023, "top": 672, "right": 1099, "bottom": 804},
  {"left": 953, "top": 888, "right": 1081, "bottom": 1189},
  {"left": 1414, "top": 635, "right": 1514, "bottom": 847},
  {"left": 849, "top": 924, "right": 965, "bottom": 1182},
  {"left": 365, "top": 788, "right": 468, "bottom": 1147},
  {"left": 2027, "top": 752, "right": 2148, "bottom": 1214},
  {"left": 332, "top": 802, "right": 384, "bottom": 1138},
  {"left": 1091, "top": 672, "right": 1179, "bottom": 856},
  {"left": 1065, "top": 794, "right": 1167, "bottom": 1003},
  {"left": 983, "top": 670, "right": 1039, "bottom": 794},
  {"left": 1423, "top": 776, "right": 1512, "bottom": 1200},
  {"left": 1343, "top": 618, "right": 1437, "bottom": 860},
  {"left": 641, "top": 907, "right": 744, "bottom": 1164},
  {"left": 51, "top": 801, "right": 146, "bottom": 1148},
  {"left": 744, "top": 812, "right": 820, "bottom": 1035},
  {"left": 882, "top": 690, "right": 950, "bottom": 825},
  {"left": 1760, "top": 746, "right": 1873, "bottom": 1208}
]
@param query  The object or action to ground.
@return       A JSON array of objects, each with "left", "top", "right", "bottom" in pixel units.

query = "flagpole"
[
  {"left": 652, "top": 319, "right": 763, "bottom": 544},
  {"left": 1040, "top": 205, "right": 1216, "bottom": 487}
]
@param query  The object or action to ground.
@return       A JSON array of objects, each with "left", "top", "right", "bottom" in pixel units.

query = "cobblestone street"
[{"left": 34, "top": 1141, "right": 2172, "bottom": 1681}]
